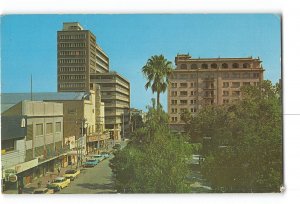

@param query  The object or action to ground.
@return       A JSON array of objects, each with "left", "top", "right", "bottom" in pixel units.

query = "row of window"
[
  {"left": 171, "top": 108, "right": 197, "bottom": 114},
  {"left": 59, "top": 66, "right": 86, "bottom": 72},
  {"left": 59, "top": 51, "right": 86, "bottom": 56},
  {"left": 59, "top": 75, "right": 86, "bottom": 80},
  {"left": 59, "top": 83, "right": 85, "bottom": 88},
  {"left": 36, "top": 122, "right": 61, "bottom": 136},
  {"left": 59, "top": 59, "right": 86, "bottom": 64},
  {"left": 223, "top": 90, "right": 241, "bottom": 97},
  {"left": 59, "top": 34, "right": 86, "bottom": 40},
  {"left": 170, "top": 72, "right": 260, "bottom": 80},
  {"left": 59, "top": 43, "right": 86, "bottom": 48},
  {"left": 179, "top": 62, "right": 253, "bottom": 70},
  {"left": 171, "top": 81, "right": 256, "bottom": 90}
]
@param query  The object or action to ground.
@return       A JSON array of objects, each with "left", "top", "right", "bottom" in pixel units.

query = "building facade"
[
  {"left": 168, "top": 54, "right": 264, "bottom": 132},
  {"left": 57, "top": 22, "right": 130, "bottom": 141},
  {"left": 1, "top": 100, "right": 64, "bottom": 188},
  {"left": 57, "top": 22, "right": 109, "bottom": 92},
  {"left": 90, "top": 72, "right": 130, "bottom": 141}
]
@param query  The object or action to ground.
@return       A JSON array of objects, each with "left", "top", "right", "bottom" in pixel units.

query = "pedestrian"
[
  {"left": 47, "top": 180, "right": 51, "bottom": 185},
  {"left": 57, "top": 166, "right": 61, "bottom": 175}
]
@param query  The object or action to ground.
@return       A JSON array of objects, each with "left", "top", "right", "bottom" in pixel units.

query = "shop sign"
[
  {"left": 15, "top": 158, "right": 38, "bottom": 173},
  {"left": 8, "top": 174, "right": 18, "bottom": 182}
]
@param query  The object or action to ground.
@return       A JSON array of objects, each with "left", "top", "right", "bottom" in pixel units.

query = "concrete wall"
[{"left": 2, "top": 138, "right": 26, "bottom": 169}]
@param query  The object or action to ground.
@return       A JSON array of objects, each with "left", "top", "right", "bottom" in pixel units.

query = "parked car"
[
  {"left": 100, "top": 152, "right": 110, "bottom": 159},
  {"left": 83, "top": 159, "right": 98, "bottom": 167},
  {"left": 33, "top": 187, "right": 54, "bottom": 194},
  {"left": 46, "top": 183, "right": 61, "bottom": 192},
  {"left": 91, "top": 155, "right": 105, "bottom": 162},
  {"left": 63, "top": 169, "right": 80, "bottom": 181},
  {"left": 113, "top": 143, "right": 121, "bottom": 150},
  {"left": 51, "top": 177, "right": 70, "bottom": 190}
]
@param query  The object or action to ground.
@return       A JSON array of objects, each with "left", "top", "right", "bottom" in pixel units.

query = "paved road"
[{"left": 58, "top": 157, "right": 116, "bottom": 194}]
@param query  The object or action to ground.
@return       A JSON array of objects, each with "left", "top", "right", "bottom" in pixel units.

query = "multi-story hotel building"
[
  {"left": 57, "top": 22, "right": 130, "bottom": 140},
  {"left": 168, "top": 54, "right": 264, "bottom": 132},
  {"left": 57, "top": 22, "right": 109, "bottom": 92}
]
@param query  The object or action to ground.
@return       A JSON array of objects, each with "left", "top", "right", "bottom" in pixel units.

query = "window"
[
  {"left": 180, "top": 83, "right": 188, "bottom": 88},
  {"left": 243, "top": 63, "right": 250, "bottom": 68},
  {"left": 180, "top": 91, "right": 188, "bottom": 96},
  {"left": 223, "top": 99, "right": 229, "bottom": 104},
  {"left": 243, "top": 82, "right": 251, "bottom": 86},
  {"left": 190, "top": 100, "right": 196, "bottom": 105},
  {"left": 232, "top": 82, "right": 240, "bottom": 88},
  {"left": 171, "top": 117, "right": 178, "bottom": 122},
  {"left": 171, "top": 91, "right": 177, "bottom": 96},
  {"left": 180, "top": 64, "right": 187, "bottom": 69},
  {"left": 171, "top": 83, "right": 177, "bottom": 88},
  {"left": 223, "top": 82, "right": 229, "bottom": 88},
  {"left": 171, "top": 108, "right": 177, "bottom": 113},
  {"left": 222, "top": 63, "right": 228, "bottom": 69},
  {"left": 201, "top": 64, "right": 208, "bottom": 69},
  {"left": 56, "top": 122, "right": 62, "bottom": 133},
  {"left": 211, "top": 63, "right": 218, "bottom": 69},
  {"left": 180, "top": 108, "right": 187, "bottom": 113},
  {"left": 232, "top": 91, "right": 240, "bottom": 97},
  {"left": 36, "top": 124, "right": 43, "bottom": 136},
  {"left": 242, "top": 73, "right": 250, "bottom": 78},
  {"left": 191, "top": 91, "right": 194, "bottom": 96},
  {"left": 253, "top": 73, "right": 260, "bottom": 78},
  {"left": 180, "top": 100, "right": 188, "bottom": 105},
  {"left": 223, "top": 91, "right": 229, "bottom": 96},
  {"left": 2, "top": 140, "right": 15, "bottom": 152},
  {"left": 254, "top": 82, "right": 259, "bottom": 86},
  {"left": 191, "top": 64, "right": 198, "bottom": 69},
  {"left": 190, "top": 108, "right": 197, "bottom": 113},
  {"left": 190, "top": 82, "right": 195, "bottom": 87},
  {"left": 46, "top": 123, "right": 53, "bottom": 134},
  {"left": 171, "top": 100, "right": 177, "bottom": 105},
  {"left": 232, "top": 63, "right": 239, "bottom": 68}
]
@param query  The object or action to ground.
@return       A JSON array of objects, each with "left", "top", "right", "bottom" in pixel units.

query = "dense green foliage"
[
  {"left": 142, "top": 55, "right": 173, "bottom": 107},
  {"left": 184, "top": 80, "right": 283, "bottom": 192},
  {"left": 110, "top": 100, "right": 192, "bottom": 193}
]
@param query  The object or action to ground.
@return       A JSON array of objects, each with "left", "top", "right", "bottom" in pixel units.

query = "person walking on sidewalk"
[{"left": 57, "top": 166, "right": 61, "bottom": 175}]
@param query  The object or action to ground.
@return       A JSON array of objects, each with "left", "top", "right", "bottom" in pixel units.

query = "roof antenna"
[{"left": 31, "top": 74, "right": 33, "bottom": 101}]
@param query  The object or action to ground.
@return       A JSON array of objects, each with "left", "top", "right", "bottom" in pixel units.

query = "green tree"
[
  {"left": 110, "top": 100, "right": 192, "bottom": 193},
  {"left": 142, "top": 55, "right": 173, "bottom": 108},
  {"left": 185, "top": 80, "right": 283, "bottom": 192}
]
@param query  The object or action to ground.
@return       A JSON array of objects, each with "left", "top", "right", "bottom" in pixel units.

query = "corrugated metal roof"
[{"left": 1, "top": 92, "right": 86, "bottom": 113}]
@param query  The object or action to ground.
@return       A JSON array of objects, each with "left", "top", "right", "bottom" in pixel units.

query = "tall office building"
[
  {"left": 90, "top": 72, "right": 130, "bottom": 141},
  {"left": 168, "top": 54, "right": 264, "bottom": 132},
  {"left": 57, "top": 22, "right": 130, "bottom": 140},
  {"left": 57, "top": 22, "right": 109, "bottom": 92}
]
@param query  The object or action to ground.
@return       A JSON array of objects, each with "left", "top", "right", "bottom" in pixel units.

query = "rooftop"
[{"left": 1, "top": 92, "right": 87, "bottom": 113}]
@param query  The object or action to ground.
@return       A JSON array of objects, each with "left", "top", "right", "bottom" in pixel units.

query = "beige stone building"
[{"left": 168, "top": 54, "right": 264, "bottom": 132}]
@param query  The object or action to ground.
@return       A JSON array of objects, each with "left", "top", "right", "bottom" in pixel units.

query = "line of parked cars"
[
  {"left": 32, "top": 152, "right": 111, "bottom": 194},
  {"left": 82, "top": 152, "right": 111, "bottom": 168}
]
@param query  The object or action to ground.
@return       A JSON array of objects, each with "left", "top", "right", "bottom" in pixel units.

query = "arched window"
[
  {"left": 180, "top": 64, "right": 187, "bottom": 69},
  {"left": 243, "top": 63, "right": 250, "bottom": 68},
  {"left": 221, "top": 63, "right": 228, "bottom": 69},
  {"left": 191, "top": 64, "right": 198, "bottom": 69},
  {"left": 232, "top": 63, "right": 239, "bottom": 68},
  {"left": 201, "top": 64, "right": 208, "bottom": 69},
  {"left": 211, "top": 63, "right": 218, "bottom": 69}
]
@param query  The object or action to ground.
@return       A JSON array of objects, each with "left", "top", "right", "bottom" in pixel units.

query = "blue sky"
[{"left": 1, "top": 14, "right": 281, "bottom": 111}]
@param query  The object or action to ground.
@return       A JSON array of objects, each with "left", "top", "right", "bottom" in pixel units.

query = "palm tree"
[{"left": 142, "top": 55, "right": 173, "bottom": 108}]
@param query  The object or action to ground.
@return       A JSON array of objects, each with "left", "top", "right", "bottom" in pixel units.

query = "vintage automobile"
[
  {"left": 50, "top": 177, "right": 70, "bottom": 190},
  {"left": 46, "top": 183, "right": 61, "bottom": 192},
  {"left": 91, "top": 155, "right": 105, "bottom": 162},
  {"left": 33, "top": 187, "right": 54, "bottom": 194},
  {"left": 100, "top": 152, "right": 110, "bottom": 159},
  {"left": 63, "top": 169, "right": 80, "bottom": 181},
  {"left": 83, "top": 159, "right": 98, "bottom": 167}
]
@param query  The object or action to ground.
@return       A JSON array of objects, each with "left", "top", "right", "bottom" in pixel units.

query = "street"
[{"left": 57, "top": 157, "right": 116, "bottom": 194}]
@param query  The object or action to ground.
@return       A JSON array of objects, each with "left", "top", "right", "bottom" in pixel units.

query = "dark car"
[{"left": 46, "top": 184, "right": 61, "bottom": 192}]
